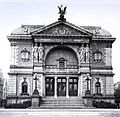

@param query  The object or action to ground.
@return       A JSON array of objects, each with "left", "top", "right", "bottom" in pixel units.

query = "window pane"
[
  {"left": 98, "top": 53, "right": 102, "bottom": 60},
  {"left": 21, "top": 52, "right": 29, "bottom": 60},
  {"left": 69, "top": 84, "right": 72, "bottom": 89},
  {"left": 21, "top": 53, "right": 25, "bottom": 59},
  {"left": 58, "top": 79, "right": 61, "bottom": 82},
  {"left": 25, "top": 53, "right": 29, "bottom": 59},
  {"left": 74, "top": 84, "right": 77, "bottom": 90},
  {"left": 69, "top": 79, "right": 73, "bottom": 82},
  {"left": 46, "top": 78, "right": 49, "bottom": 82},
  {"left": 94, "top": 52, "right": 102, "bottom": 61},
  {"left": 59, "top": 61, "right": 65, "bottom": 68},
  {"left": 94, "top": 53, "right": 97, "bottom": 60},
  {"left": 74, "top": 78, "right": 77, "bottom": 82},
  {"left": 50, "top": 79, "right": 53, "bottom": 82},
  {"left": 62, "top": 79, "right": 66, "bottom": 82},
  {"left": 46, "top": 84, "right": 49, "bottom": 88}
]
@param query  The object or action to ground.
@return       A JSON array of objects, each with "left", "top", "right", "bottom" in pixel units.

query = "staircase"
[{"left": 39, "top": 97, "right": 86, "bottom": 109}]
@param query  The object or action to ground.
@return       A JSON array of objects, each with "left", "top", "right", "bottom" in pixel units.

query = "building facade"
[
  {"left": 0, "top": 69, "right": 4, "bottom": 107},
  {"left": 7, "top": 11, "right": 115, "bottom": 107}
]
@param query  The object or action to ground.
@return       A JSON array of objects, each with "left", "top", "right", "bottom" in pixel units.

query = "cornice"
[
  {"left": 91, "top": 66, "right": 113, "bottom": 70},
  {"left": 8, "top": 72, "right": 33, "bottom": 75},
  {"left": 7, "top": 35, "right": 32, "bottom": 41},
  {"left": 91, "top": 72, "right": 114, "bottom": 76},
  {"left": 92, "top": 37, "right": 116, "bottom": 42},
  {"left": 32, "top": 34, "right": 92, "bottom": 38},
  {"left": 10, "top": 65, "right": 33, "bottom": 69}
]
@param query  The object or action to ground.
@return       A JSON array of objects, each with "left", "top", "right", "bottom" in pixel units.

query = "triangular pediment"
[{"left": 31, "top": 21, "right": 93, "bottom": 36}]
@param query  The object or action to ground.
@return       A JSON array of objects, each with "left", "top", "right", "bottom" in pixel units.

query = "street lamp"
[
  {"left": 33, "top": 73, "right": 39, "bottom": 95},
  {"left": 85, "top": 73, "right": 91, "bottom": 95}
]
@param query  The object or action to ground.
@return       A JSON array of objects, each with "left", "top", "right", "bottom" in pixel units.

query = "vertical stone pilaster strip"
[
  {"left": 42, "top": 75, "right": 45, "bottom": 97},
  {"left": 78, "top": 76, "right": 80, "bottom": 97}
]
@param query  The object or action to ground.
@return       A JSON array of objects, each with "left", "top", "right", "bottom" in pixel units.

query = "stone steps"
[{"left": 39, "top": 97, "right": 86, "bottom": 109}]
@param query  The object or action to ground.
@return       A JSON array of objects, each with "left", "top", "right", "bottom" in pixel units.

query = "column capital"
[
  {"left": 54, "top": 76, "right": 57, "bottom": 79},
  {"left": 66, "top": 76, "right": 69, "bottom": 79}
]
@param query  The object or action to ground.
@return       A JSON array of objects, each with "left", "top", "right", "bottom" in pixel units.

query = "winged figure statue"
[{"left": 58, "top": 5, "right": 67, "bottom": 21}]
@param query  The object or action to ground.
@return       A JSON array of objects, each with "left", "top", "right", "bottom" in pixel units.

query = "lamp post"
[
  {"left": 33, "top": 73, "right": 39, "bottom": 95},
  {"left": 31, "top": 73, "right": 41, "bottom": 107},
  {"left": 85, "top": 73, "right": 91, "bottom": 95}
]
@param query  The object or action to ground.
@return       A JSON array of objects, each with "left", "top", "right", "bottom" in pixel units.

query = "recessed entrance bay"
[{"left": 45, "top": 77, "right": 78, "bottom": 97}]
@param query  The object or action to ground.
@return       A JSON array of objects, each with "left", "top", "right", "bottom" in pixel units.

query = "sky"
[{"left": 0, "top": 0, "right": 120, "bottom": 83}]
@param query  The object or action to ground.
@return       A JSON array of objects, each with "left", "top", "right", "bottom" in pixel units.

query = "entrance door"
[
  {"left": 57, "top": 78, "right": 66, "bottom": 96},
  {"left": 69, "top": 77, "right": 78, "bottom": 96},
  {"left": 45, "top": 77, "right": 54, "bottom": 96}
]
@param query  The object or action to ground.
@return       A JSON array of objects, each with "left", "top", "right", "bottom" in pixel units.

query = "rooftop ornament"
[{"left": 58, "top": 5, "right": 67, "bottom": 21}]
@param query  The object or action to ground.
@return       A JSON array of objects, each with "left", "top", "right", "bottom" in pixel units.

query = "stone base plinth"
[
  {"left": 83, "top": 95, "right": 93, "bottom": 107},
  {"left": 31, "top": 95, "right": 41, "bottom": 107},
  {"left": 85, "top": 90, "right": 91, "bottom": 95}
]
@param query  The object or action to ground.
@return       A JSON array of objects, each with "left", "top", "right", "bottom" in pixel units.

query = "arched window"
[
  {"left": 95, "top": 78, "right": 102, "bottom": 95},
  {"left": 21, "top": 78, "right": 29, "bottom": 95}
]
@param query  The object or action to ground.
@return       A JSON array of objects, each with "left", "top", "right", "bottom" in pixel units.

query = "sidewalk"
[{"left": 0, "top": 109, "right": 120, "bottom": 117}]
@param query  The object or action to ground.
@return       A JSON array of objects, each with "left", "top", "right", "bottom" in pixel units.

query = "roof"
[
  {"left": 80, "top": 26, "right": 112, "bottom": 37},
  {"left": 11, "top": 25, "right": 44, "bottom": 35},
  {"left": 10, "top": 21, "right": 113, "bottom": 39}
]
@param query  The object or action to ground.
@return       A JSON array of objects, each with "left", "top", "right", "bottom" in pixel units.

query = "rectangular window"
[
  {"left": 59, "top": 61, "right": 65, "bottom": 68},
  {"left": 93, "top": 52, "right": 102, "bottom": 62}
]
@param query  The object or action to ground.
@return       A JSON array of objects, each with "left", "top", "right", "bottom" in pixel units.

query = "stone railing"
[{"left": 45, "top": 65, "right": 78, "bottom": 73}]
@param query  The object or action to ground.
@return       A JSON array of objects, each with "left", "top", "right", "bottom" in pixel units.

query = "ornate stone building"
[{"left": 7, "top": 8, "right": 115, "bottom": 108}]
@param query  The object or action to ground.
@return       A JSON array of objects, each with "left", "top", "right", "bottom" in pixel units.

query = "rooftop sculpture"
[{"left": 58, "top": 5, "right": 67, "bottom": 21}]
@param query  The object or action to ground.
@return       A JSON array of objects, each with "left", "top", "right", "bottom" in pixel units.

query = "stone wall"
[
  {"left": 105, "top": 48, "right": 112, "bottom": 66},
  {"left": 91, "top": 41, "right": 106, "bottom": 67},
  {"left": 91, "top": 41, "right": 112, "bottom": 68},
  {"left": 17, "top": 42, "right": 33, "bottom": 67},
  {"left": 106, "top": 76, "right": 114, "bottom": 95},
  {"left": 10, "top": 45, "right": 18, "bottom": 66},
  {"left": 17, "top": 75, "right": 33, "bottom": 96},
  {"left": 81, "top": 74, "right": 87, "bottom": 96},
  {"left": 7, "top": 75, "right": 17, "bottom": 96},
  {"left": 91, "top": 75, "right": 106, "bottom": 95}
]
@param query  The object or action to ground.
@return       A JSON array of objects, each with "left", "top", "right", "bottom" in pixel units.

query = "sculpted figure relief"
[
  {"left": 38, "top": 43, "right": 44, "bottom": 62},
  {"left": 33, "top": 43, "right": 38, "bottom": 62},
  {"left": 79, "top": 44, "right": 85, "bottom": 63},
  {"left": 79, "top": 44, "right": 90, "bottom": 63},
  {"left": 85, "top": 44, "right": 90, "bottom": 63}
]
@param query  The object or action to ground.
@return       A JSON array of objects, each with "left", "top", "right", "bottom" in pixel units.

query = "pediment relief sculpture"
[{"left": 37, "top": 25, "right": 88, "bottom": 36}]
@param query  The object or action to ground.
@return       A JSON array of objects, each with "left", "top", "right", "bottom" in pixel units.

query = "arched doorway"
[{"left": 45, "top": 46, "right": 79, "bottom": 97}]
